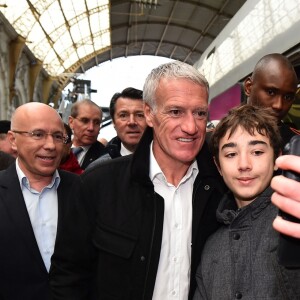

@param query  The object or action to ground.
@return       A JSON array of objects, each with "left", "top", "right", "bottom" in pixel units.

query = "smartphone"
[{"left": 277, "top": 135, "right": 300, "bottom": 267}]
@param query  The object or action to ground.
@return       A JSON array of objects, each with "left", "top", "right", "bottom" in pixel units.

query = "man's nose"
[{"left": 180, "top": 113, "right": 198, "bottom": 134}]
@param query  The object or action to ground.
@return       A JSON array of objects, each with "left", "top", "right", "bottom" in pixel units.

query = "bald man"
[
  {"left": 0, "top": 103, "right": 89, "bottom": 300},
  {"left": 244, "top": 53, "right": 299, "bottom": 147}
]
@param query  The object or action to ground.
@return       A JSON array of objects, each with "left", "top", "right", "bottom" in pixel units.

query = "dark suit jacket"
[
  {"left": 0, "top": 163, "right": 84, "bottom": 300},
  {"left": 50, "top": 127, "right": 226, "bottom": 300},
  {"left": 80, "top": 141, "right": 106, "bottom": 170}
]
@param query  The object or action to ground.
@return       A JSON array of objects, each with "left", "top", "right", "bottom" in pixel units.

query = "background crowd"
[{"left": 0, "top": 54, "right": 300, "bottom": 300}]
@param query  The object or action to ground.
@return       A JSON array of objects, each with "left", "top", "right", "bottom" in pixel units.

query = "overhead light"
[{"left": 135, "top": 0, "right": 158, "bottom": 8}]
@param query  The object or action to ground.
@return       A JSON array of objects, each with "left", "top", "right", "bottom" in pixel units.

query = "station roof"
[{"left": 0, "top": 0, "right": 246, "bottom": 80}]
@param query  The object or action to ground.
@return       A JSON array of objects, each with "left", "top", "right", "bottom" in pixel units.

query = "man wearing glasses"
[
  {"left": 68, "top": 99, "right": 106, "bottom": 169},
  {"left": 0, "top": 102, "right": 87, "bottom": 300}
]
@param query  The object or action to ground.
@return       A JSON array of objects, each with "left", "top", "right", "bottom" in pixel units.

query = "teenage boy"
[{"left": 193, "top": 104, "right": 300, "bottom": 300}]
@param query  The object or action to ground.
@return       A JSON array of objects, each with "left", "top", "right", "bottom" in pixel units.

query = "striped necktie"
[{"left": 72, "top": 147, "right": 84, "bottom": 157}]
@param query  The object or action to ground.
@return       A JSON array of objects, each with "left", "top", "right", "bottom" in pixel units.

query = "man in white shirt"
[
  {"left": 87, "top": 87, "right": 147, "bottom": 169},
  {"left": 50, "top": 61, "right": 226, "bottom": 300},
  {"left": 0, "top": 102, "right": 86, "bottom": 300}
]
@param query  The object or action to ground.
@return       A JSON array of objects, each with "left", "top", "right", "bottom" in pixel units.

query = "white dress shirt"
[
  {"left": 16, "top": 159, "right": 60, "bottom": 272},
  {"left": 120, "top": 143, "right": 133, "bottom": 156},
  {"left": 149, "top": 143, "right": 199, "bottom": 300}
]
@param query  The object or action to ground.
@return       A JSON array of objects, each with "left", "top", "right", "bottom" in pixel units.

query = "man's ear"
[
  {"left": 243, "top": 77, "right": 252, "bottom": 97},
  {"left": 213, "top": 156, "right": 223, "bottom": 176},
  {"left": 7, "top": 131, "right": 17, "bottom": 152},
  {"left": 144, "top": 103, "right": 154, "bottom": 128},
  {"left": 68, "top": 116, "right": 74, "bottom": 129}
]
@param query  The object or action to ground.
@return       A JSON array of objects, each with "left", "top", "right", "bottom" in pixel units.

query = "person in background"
[
  {"left": 98, "top": 137, "right": 108, "bottom": 146},
  {"left": 0, "top": 102, "right": 88, "bottom": 300},
  {"left": 59, "top": 123, "right": 83, "bottom": 175},
  {"left": 193, "top": 104, "right": 300, "bottom": 300},
  {"left": 87, "top": 87, "right": 147, "bottom": 168},
  {"left": 68, "top": 99, "right": 106, "bottom": 169},
  {"left": 271, "top": 155, "right": 300, "bottom": 238},
  {"left": 0, "top": 150, "right": 15, "bottom": 171},
  {"left": 244, "top": 53, "right": 300, "bottom": 147},
  {"left": 0, "top": 120, "right": 18, "bottom": 157},
  {"left": 50, "top": 61, "right": 226, "bottom": 300}
]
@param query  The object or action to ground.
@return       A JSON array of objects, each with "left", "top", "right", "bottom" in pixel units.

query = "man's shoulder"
[
  {"left": 83, "top": 154, "right": 132, "bottom": 178},
  {"left": 89, "top": 140, "right": 106, "bottom": 150},
  {"left": 0, "top": 163, "right": 17, "bottom": 183},
  {"left": 280, "top": 123, "right": 300, "bottom": 147},
  {"left": 58, "top": 169, "right": 82, "bottom": 185},
  {"left": 92, "top": 141, "right": 105, "bottom": 149},
  {"left": 289, "top": 126, "right": 300, "bottom": 135}
]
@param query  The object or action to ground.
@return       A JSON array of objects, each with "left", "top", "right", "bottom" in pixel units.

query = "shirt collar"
[
  {"left": 149, "top": 141, "right": 199, "bottom": 183},
  {"left": 15, "top": 158, "right": 61, "bottom": 191},
  {"left": 120, "top": 143, "right": 133, "bottom": 156}
]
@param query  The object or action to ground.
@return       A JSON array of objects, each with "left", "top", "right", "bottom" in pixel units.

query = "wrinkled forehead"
[{"left": 77, "top": 103, "right": 102, "bottom": 118}]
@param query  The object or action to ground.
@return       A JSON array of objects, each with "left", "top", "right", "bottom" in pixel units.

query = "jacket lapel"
[{"left": 0, "top": 164, "right": 47, "bottom": 272}]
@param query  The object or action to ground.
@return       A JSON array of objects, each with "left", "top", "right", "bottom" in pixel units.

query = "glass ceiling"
[{"left": 0, "top": 0, "right": 110, "bottom": 76}]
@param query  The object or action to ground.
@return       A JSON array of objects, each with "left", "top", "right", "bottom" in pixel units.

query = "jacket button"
[
  {"left": 235, "top": 292, "right": 242, "bottom": 299},
  {"left": 204, "top": 185, "right": 210, "bottom": 190},
  {"left": 233, "top": 233, "right": 240, "bottom": 240},
  {"left": 140, "top": 256, "right": 146, "bottom": 261}
]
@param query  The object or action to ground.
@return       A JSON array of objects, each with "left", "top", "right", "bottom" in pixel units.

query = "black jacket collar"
[{"left": 131, "top": 127, "right": 219, "bottom": 185}]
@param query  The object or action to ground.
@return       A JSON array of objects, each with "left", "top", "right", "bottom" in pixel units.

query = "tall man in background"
[
  {"left": 69, "top": 99, "right": 106, "bottom": 169},
  {"left": 244, "top": 53, "right": 299, "bottom": 147}
]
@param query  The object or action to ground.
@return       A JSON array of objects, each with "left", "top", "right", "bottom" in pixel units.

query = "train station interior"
[{"left": 0, "top": 0, "right": 300, "bottom": 127}]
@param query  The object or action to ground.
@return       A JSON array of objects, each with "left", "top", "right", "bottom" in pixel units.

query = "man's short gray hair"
[{"left": 143, "top": 60, "right": 209, "bottom": 110}]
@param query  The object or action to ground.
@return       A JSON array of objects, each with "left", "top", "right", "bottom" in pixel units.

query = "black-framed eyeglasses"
[{"left": 12, "top": 130, "right": 68, "bottom": 144}]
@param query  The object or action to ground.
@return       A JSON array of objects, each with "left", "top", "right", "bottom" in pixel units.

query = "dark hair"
[
  {"left": 109, "top": 87, "right": 143, "bottom": 121},
  {"left": 252, "top": 53, "right": 296, "bottom": 81},
  {"left": 210, "top": 104, "right": 282, "bottom": 167},
  {"left": 63, "top": 123, "right": 72, "bottom": 144},
  {"left": 0, "top": 151, "right": 15, "bottom": 171},
  {"left": 0, "top": 120, "right": 11, "bottom": 134}
]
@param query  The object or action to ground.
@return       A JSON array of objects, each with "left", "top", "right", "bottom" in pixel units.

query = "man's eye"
[
  {"left": 119, "top": 113, "right": 128, "bottom": 118},
  {"left": 136, "top": 113, "right": 145, "bottom": 119},
  {"left": 284, "top": 94, "right": 295, "bottom": 102},
  {"left": 93, "top": 120, "right": 101, "bottom": 126},
  {"left": 267, "top": 89, "right": 275, "bottom": 96},
  {"left": 169, "top": 109, "right": 182, "bottom": 116},
  {"left": 32, "top": 131, "right": 44, "bottom": 138},
  {"left": 53, "top": 133, "right": 64, "bottom": 140},
  {"left": 195, "top": 110, "right": 207, "bottom": 119},
  {"left": 81, "top": 118, "right": 89, "bottom": 124}
]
